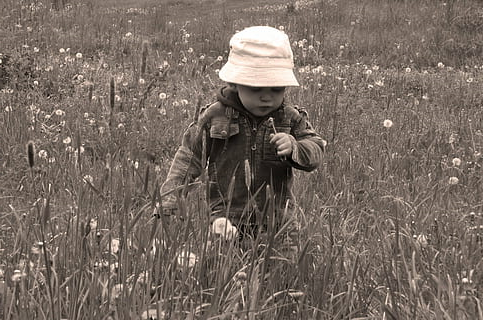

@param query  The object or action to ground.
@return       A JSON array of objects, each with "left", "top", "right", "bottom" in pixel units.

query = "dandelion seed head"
[
  {"left": 83, "top": 175, "right": 94, "bottom": 184},
  {"left": 452, "top": 157, "right": 461, "bottom": 166},
  {"left": 448, "top": 176, "right": 459, "bottom": 185}
]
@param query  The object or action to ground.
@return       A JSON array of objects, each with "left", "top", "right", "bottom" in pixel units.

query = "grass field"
[{"left": 1, "top": 0, "right": 483, "bottom": 319}]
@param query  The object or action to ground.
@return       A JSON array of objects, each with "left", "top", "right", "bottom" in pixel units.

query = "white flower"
[
  {"left": 416, "top": 234, "right": 428, "bottom": 248},
  {"left": 405, "top": 67, "right": 411, "bottom": 73},
  {"left": 125, "top": 32, "right": 133, "bottom": 37},
  {"left": 54, "top": 109, "right": 65, "bottom": 116},
  {"left": 375, "top": 80, "right": 384, "bottom": 87},
  {"left": 83, "top": 174, "right": 94, "bottom": 184},
  {"left": 278, "top": 25, "right": 285, "bottom": 31},
  {"left": 180, "top": 99, "right": 189, "bottom": 106},
  {"left": 75, "top": 52, "right": 82, "bottom": 59},
  {"left": 448, "top": 176, "right": 459, "bottom": 185},
  {"left": 187, "top": 47, "right": 193, "bottom": 53},
  {"left": 437, "top": 62, "right": 444, "bottom": 68},
  {"left": 111, "top": 238, "right": 120, "bottom": 254},
  {"left": 158, "top": 92, "right": 167, "bottom": 100},
  {"left": 33, "top": 80, "right": 39, "bottom": 86},
  {"left": 383, "top": 119, "right": 393, "bottom": 128},
  {"left": 466, "top": 78, "right": 474, "bottom": 83},
  {"left": 452, "top": 157, "right": 461, "bottom": 166},
  {"left": 364, "top": 69, "right": 372, "bottom": 75},
  {"left": 33, "top": 47, "right": 39, "bottom": 53},
  {"left": 216, "top": 56, "right": 223, "bottom": 62},
  {"left": 63, "top": 137, "right": 72, "bottom": 144},
  {"left": 138, "top": 78, "right": 145, "bottom": 85},
  {"left": 38, "top": 150, "right": 48, "bottom": 158},
  {"left": 211, "top": 217, "right": 238, "bottom": 241}
]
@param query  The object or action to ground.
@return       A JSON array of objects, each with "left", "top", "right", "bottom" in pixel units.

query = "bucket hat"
[{"left": 219, "top": 26, "right": 299, "bottom": 87}]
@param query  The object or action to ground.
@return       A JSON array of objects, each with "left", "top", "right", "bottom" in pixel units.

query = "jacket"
[{"left": 160, "top": 86, "right": 325, "bottom": 226}]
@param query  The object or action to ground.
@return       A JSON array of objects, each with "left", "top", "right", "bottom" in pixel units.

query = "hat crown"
[
  {"left": 228, "top": 26, "right": 294, "bottom": 68},
  {"left": 219, "top": 26, "right": 299, "bottom": 87}
]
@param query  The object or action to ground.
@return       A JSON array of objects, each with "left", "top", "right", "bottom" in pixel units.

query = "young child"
[{"left": 160, "top": 26, "right": 325, "bottom": 238}]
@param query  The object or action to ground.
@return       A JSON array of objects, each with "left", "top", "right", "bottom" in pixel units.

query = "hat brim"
[{"left": 219, "top": 62, "right": 299, "bottom": 87}]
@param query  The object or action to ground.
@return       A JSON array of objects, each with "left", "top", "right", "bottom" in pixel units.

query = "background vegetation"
[{"left": 1, "top": 0, "right": 482, "bottom": 319}]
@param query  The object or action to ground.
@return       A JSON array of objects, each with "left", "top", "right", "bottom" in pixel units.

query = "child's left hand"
[{"left": 269, "top": 133, "right": 293, "bottom": 157}]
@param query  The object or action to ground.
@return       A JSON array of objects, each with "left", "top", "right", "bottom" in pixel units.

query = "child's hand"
[{"left": 269, "top": 133, "right": 293, "bottom": 157}]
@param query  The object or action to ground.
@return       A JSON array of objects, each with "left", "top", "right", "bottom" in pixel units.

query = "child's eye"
[{"left": 271, "top": 87, "right": 285, "bottom": 92}]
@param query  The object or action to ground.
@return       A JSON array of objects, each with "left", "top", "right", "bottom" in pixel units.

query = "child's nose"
[{"left": 260, "top": 89, "right": 273, "bottom": 101}]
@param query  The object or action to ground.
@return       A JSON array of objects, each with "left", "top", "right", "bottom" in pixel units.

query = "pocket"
[{"left": 209, "top": 117, "right": 239, "bottom": 139}]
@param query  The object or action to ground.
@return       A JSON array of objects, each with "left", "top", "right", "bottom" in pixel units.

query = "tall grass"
[{"left": 1, "top": 0, "right": 483, "bottom": 319}]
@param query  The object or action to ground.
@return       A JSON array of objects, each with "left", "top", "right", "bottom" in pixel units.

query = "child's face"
[{"left": 235, "top": 85, "right": 286, "bottom": 117}]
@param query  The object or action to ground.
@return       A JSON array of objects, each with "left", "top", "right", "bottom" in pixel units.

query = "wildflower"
[
  {"left": 125, "top": 32, "right": 133, "bottom": 37},
  {"left": 437, "top": 62, "right": 444, "bottom": 68},
  {"left": 278, "top": 25, "right": 285, "bottom": 31},
  {"left": 138, "top": 78, "right": 145, "bottom": 85},
  {"left": 216, "top": 56, "right": 223, "bottom": 62},
  {"left": 452, "top": 157, "right": 461, "bottom": 166},
  {"left": 115, "top": 95, "right": 121, "bottom": 102},
  {"left": 415, "top": 234, "right": 428, "bottom": 248},
  {"left": 187, "top": 47, "right": 193, "bottom": 53},
  {"left": 111, "top": 238, "right": 120, "bottom": 254},
  {"left": 405, "top": 67, "right": 411, "bottom": 73},
  {"left": 372, "top": 65, "right": 380, "bottom": 71},
  {"left": 466, "top": 78, "right": 474, "bottom": 83},
  {"left": 184, "top": 33, "right": 190, "bottom": 39},
  {"left": 448, "top": 176, "right": 459, "bottom": 185},
  {"left": 75, "top": 52, "right": 82, "bottom": 59},
  {"left": 33, "top": 47, "right": 39, "bottom": 53},
  {"left": 422, "top": 94, "right": 429, "bottom": 100},
  {"left": 83, "top": 175, "right": 94, "bottom": 184},
  {"left": 158, "top": 92, "right": 167, "bottom": 100},
  {"left": 199, "top": 55, "right": 205, "bottom": 60},
  {"left": 63, "top": 137, "right": 71, "bottom": 144},
  {"left": 59, "top": 48, "right": 65, "bottom": 53},
  {"left": 33, "top": 80, "right": 39, "bottom": 86},
  {"left": 54, "top": 109, "right": 65, "bottom": 116},
  {"left": 368, "top": 84, "right": 374, "bottom": 89},
  {"left": 177, "top": 250, "right": 198, "bottom": 268},
  {"left": 383, "top": 119, "right": 393, "bottom": 128},
  {"left": 211, "top": 217, "right": 238, "bottom": 241},
  {"left": 364, "top": 69, "right": 372, "bottom": 76},
  {"left": 339, "top": 45, "right": 345, "bottom": 50},
  {"left": 38, "top": 150, "right": 48, "bottom": 159},
  {"left": 180, "top": 99, "right": 189, "bottom": 106}
]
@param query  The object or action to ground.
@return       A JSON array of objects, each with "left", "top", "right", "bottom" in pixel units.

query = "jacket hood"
[{"left": 216, "top": 86, "right": 247, "bottom": 115}]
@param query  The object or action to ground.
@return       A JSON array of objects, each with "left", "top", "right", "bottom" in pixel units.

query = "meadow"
[{"left": 1, "top": 0, "right": 483, "bottom": 319}]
